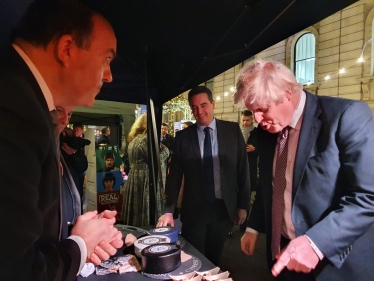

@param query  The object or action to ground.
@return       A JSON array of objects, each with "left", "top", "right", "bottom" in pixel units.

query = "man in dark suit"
[
  {"left": 157, "top": 86, "right": 250, "bottom": 265},
  {"left": 235, "top": 60, "right": 374, "bottom": 281},
  {"left": 160, "top": 123, "right": 174, "bottom": 151},
  {"left": 239, "top": 110, "right": 258, "bottom": 231},
  {"left": 0, "top": 2, "right": 123, "bottom": 280},
  {"left": 160, "top": 122, "right": 174, "bottom": 175}
]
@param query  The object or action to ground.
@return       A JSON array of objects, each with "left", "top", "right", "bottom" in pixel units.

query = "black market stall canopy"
[
  {"left": 0, "top": 0, "right": 358, "bottom": 105},
  {"left": 0, "top": 0, "right": 358, "bottom": 224}
]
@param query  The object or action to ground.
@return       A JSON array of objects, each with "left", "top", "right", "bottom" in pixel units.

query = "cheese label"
[
  {"left": 153, "top": 227, "right": 170, "bottom": 233},
  {"left": 149, "top": 245, "right": 171, "bottom": 254}
]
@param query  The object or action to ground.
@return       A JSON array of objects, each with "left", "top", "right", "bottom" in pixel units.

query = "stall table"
[{"left": 78, "top": 229, "right": 215, "bottom": 281}]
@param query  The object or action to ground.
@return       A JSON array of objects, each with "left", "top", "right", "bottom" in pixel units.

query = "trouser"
[{"left": 181, "top": 199, "right": 231, "bottom": 266}]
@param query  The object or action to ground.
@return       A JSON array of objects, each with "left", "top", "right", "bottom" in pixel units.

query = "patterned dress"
[{"left": 121, "top": 133, "right": 169, "bottom": 226}]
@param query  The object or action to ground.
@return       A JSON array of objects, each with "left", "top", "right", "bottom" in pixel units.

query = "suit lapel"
[
  {"left": 293, "top": 92, "right": 322, "bottom": 199},
  {"left": 189, "top": 124, "right": 203, "bottom": 166},
  {"left": 216, "top": 119, "right": 226, "bottom": 170}
]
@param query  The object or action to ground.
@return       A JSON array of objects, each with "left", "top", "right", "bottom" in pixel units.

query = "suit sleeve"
[
  {"left": 0, "top": 77, "right": 80, "bottom": 280},
  {"left": 235, "top": 124, "right": 251, "bottom": 210},
  {"left": 164, "top": 134, "right": 184, "bottom": 213},
  {"left": 305, "top": 101, "right": 374, "bottom": 268}
]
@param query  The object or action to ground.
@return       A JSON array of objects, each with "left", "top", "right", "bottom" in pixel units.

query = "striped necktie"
[{"left": 271, "top": 126, "right": 290, "bottom": 259}]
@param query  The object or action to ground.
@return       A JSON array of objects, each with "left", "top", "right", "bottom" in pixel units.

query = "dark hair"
[
  {"left": 101, "top": 127, "right": 109, "bottom": 134},
  {"left": 188, "top": 85, "right": 214, "bottom": 104},
  {"left": 11, "top": 0, "right": 98, "bottom": 49},
  {"left": 161, "top": 123, "right": 168, "bottom": 127},
  {"left": 241, "top": 110, "right": 253, "bottom": 117},
  {"left": 104, "top": 152, "right": 115, "bottom": 160},
  {"left": 183, "top": 121, "right": 194, "bottom": 127},
  {"left": 73, "top": 122, "right": 83, "bottom": 129},
  {"left": 102, "top": 172, "right": 116, "bottom": 189}
]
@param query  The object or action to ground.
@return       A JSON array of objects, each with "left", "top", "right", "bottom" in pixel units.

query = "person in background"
[
  {"left": 0, "top": 1, "right": 122, "bottom": 279},
  {"left": 157, "top": 85, "right": 250, "bottom": 266},
  {"left": 62, "top": 121, "right": 88, "bottom": 210},
  {"left": 160, "top": 122, "right": 174, "bottom": 175},
  {"left": 235, "top": 59, "right": 374, "bottom": 281},
  {"left": 239, "top": 110, "right": 258, "bottom": 231},
  {"left": 56, "top": 105, "right": 82, "bottom": 239},
  {"left": 121, "top": 114, "right": 169, "bottom": 226},
  {"left": 97, "top": 126, "right": 111, "bottom": 146},
  {"left": 73, "top": 122, "right": 84, "bottom": 138},
  {"left": 182, "top": 121, "right": 194, "bottom": 129}
]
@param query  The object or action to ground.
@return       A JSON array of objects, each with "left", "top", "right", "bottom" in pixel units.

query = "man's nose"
[
  {"left": 103, "top": 67, "right": 113, "bottom": 83},
  {"left": 254, "top": 112, "right": 262, "bottom": 123}
]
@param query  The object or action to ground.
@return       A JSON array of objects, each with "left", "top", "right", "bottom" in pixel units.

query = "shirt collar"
[
  {"left": 197, "top": 117, "right": 216, "bottom": 133},
  {"left": 12, "top": 44, "right": 55, "bottom": 111},
  {"left": 289, "top": 90, "right": 306, "bottom": 129}
]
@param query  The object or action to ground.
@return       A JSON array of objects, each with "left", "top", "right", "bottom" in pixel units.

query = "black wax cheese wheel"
[
  {"left": 141, "top": 244, "right": 181, "bottom": 274},
  {"left": 134, "top": 235, "right": 171, "bottom": 258}
]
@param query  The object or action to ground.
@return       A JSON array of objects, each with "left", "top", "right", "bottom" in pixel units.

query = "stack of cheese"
[{"left": 170, "top": 267, "right": 233, "bottom": 281}]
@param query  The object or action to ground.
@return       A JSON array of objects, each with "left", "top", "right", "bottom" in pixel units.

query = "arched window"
[{"left": 294, "top": 33, "right": 315, "bottom": 85}]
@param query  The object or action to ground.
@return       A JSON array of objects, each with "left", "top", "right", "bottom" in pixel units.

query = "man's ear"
[
  {"left": 55, "top": 35, "right": 75, "bottom": 67},
  {"left": 212, "top": 100, "right": 216, "bottom": 109},
  {"left": 285, "top": 88, "right": 292, "bottom": 101}
]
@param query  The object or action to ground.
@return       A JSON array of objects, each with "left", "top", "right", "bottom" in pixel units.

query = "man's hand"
[
  {"left": 246, "top": 145, "right": 255, "bottom": 153},
  {"left": 234, "top": 208, "right": 247, "bottom": 225},
  {"left": 156, "top": 213, "right": 174, "bottom": 227},
  {"left": 89, "top": 231, "right": 123, "bottom": 265},
  {"left": 70, "top": 211, "right": 123, "bottom": 265},
  {"left": 271, "top": 236, "right": 319, "bottom": 277},
  {"left": 61, "top": 143, "right": 77, "bottom": 155},
  {"left": 241, "top": 231, "right": 258, "bottom": 255}
]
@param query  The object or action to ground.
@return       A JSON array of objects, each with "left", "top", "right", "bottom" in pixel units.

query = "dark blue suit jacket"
[{"left": 249, "top": 91, "right": 374, "bottom": 280}]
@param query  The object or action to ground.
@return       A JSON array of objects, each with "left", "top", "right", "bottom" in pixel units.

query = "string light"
[
  {"left": 216, "top": 96, "right": 221, "bottom": 100},
  {"left": 321, "top": 37, "right": 371, "bottom": 82},
  {"left": 162, "top": 95, "right": 190, "bottom": 114},
  {"left": 224, "top": 92, "right": 229, "bottom": 96}
]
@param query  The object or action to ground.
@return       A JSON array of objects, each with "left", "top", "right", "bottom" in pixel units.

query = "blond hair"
[
  {"left": 127, "top": 113, "right": 147, "bottom": 142},
  {"left": 234, "top": 60, "right": 302, "bottom": 107}
]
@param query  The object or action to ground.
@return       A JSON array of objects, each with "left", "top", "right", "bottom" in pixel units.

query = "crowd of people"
[{"left": 1, "top": 1, "right": 373, "bottom": 281}]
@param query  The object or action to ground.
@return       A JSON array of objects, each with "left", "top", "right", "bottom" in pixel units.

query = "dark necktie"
[
  {"left": 50, "top": 109, "right": 63, "bottom": 240},
  {"left": 203, "top": 127, "right": 215, "bottom": 204},
  {"left": 271, "top": 126, "right": 290, "bottom": 259}
]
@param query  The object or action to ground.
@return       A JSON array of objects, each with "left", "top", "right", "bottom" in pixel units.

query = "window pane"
[{"left": 294, "top": 33, "right": 315, "bottom": 85}]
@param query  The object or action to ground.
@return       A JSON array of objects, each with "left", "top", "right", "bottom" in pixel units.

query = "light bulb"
[
  {"left": 339, "top": 68, "right": 345, "bottom": 74},
  {"left": 358, "top": 57, "right": 364, "bottom": 63},
  {"left": 325, "top": 75, "right": 330, "bottom": 80}
]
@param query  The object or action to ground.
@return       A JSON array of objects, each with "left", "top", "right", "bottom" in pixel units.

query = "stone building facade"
[{"left": 209, "top": 0, "right": 374, "bottom": 122}]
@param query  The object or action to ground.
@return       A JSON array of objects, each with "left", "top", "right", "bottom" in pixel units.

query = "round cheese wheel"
[{"left": 141, "top": 244, "right": 181, "bottom": 274}]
